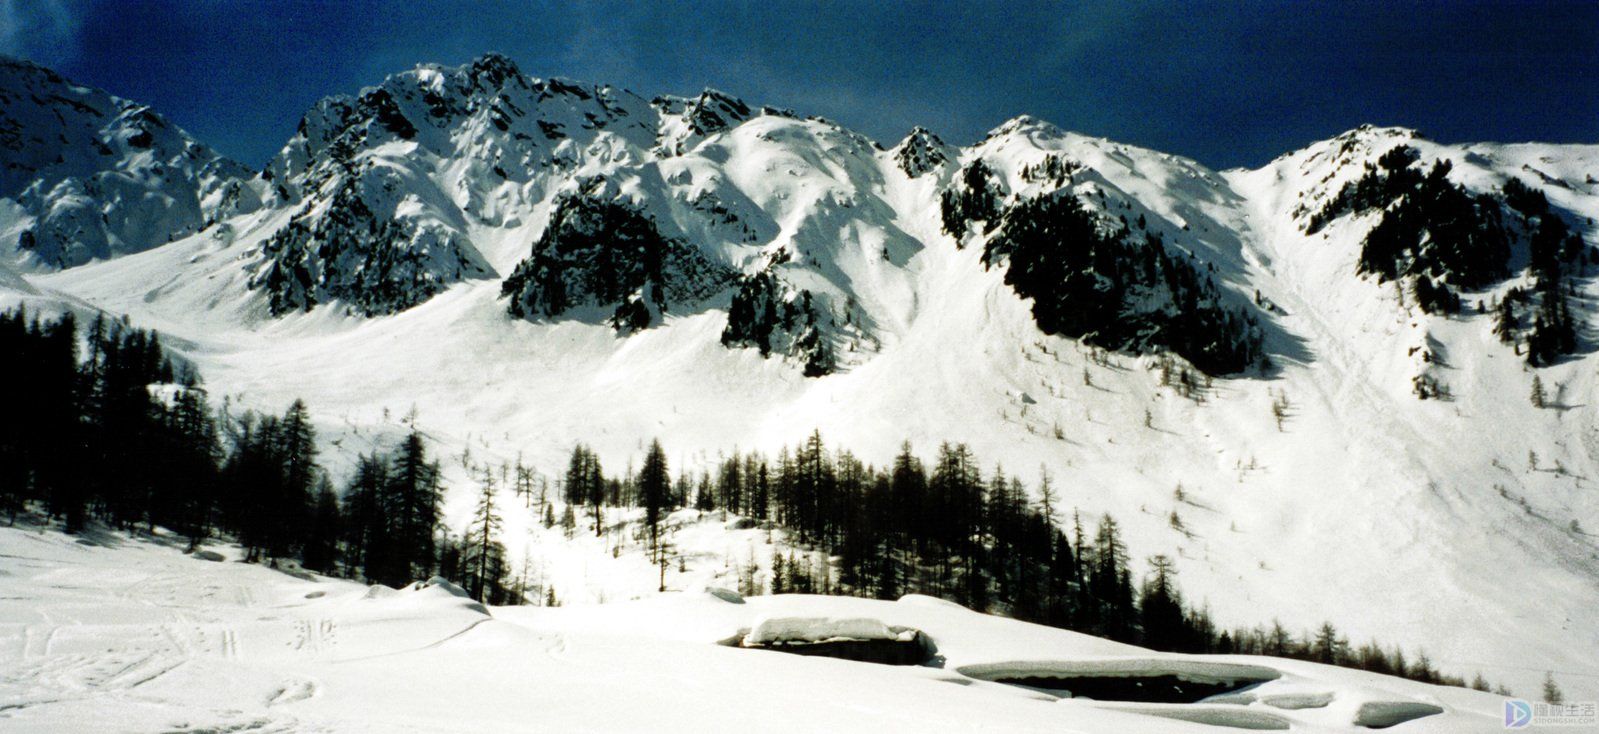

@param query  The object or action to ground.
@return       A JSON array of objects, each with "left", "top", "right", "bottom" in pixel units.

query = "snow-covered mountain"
[
  {"left": 0, "top": 56, "right": 257, "bottom": 270},
  {"left": 3, "top": 54, "right": 1598, "bottom": 704}
]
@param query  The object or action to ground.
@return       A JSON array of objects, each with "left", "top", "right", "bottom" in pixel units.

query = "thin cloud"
[{"left": 0, "top": 0, "right": 84, "bottom": 64}]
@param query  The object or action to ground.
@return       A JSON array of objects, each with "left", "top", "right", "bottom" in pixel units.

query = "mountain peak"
[
  {"left": 984, "top": 114, "right": 1065, "bottom": 142},
  {"left": 0, "top": 57, "right": 251, "bottom": 267},
  {"left": 893, "top": 126, "right": 952, "bottom": 177},
  {"left": 460, "top": 52, "right": 526, "bottom": 93}
]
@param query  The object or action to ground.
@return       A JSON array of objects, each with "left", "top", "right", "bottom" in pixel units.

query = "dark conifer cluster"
[
  {"left": 983, "top": 192, "right": 1264, "bottom": 375},
  {"left": 720, "top": 271, "right": 834, "bottom": 376},
  {"left": 3, "top": 307, "right": 206, "bottom": 535},
  {"left": 1305, "top": 149, "right": 1587, "bottom": 366},
  {"left": 1502, "top": 178, "right": 1584, "bottom": 366},
  {"left": 0, "top": 306, "right": 531, "bottom": 604},
  {"left": 939, "top": 159, "right": 1003, "bottom": 238},
  {"left": 501, "top": 192, "right": 732, "bottom": 332},
  {"left": 1307, "top": 146, "right": 1510, "bottom": 314}
]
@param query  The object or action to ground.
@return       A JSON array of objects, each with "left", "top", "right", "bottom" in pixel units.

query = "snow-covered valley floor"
[{"left": 0, "top": 519, "right": 1516, "bottom": 732}]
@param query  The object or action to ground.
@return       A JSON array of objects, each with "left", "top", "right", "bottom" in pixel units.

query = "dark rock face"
[
  {"left": 251, "top": 178, "right": 492, "bottom": 317},
  {"left": 653, "top": 89, "right": 755, "bottom": 155}
]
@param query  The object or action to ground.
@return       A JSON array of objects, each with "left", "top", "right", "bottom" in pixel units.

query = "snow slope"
[
  {"left": 2, "top": 56, "right": 1597, "bottom": 703},
  {"left": 0, "top": 521, "right": 1514, "bottom": 732}
]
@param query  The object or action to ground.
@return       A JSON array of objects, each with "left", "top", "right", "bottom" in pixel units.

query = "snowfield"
[{"left": 0, "top": 521, "right": 1514, "bottom": 732}]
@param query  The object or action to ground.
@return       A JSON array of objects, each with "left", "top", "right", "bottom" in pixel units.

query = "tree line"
[
  {"left": 0, "top": 306, "right": 527, "bottom": 605},
  {"left": 558, "top": 429, "right": 1506, "bottom": 693}
]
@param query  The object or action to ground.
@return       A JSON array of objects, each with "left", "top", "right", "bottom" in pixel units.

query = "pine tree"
[
  {"left": 463, "top": 467, "right": 506, "bottom": 603},
  {"left": 384, "top": 430, "right": 442, "bottom": 586},
  {"left": 640, "top": 440, "right": 670, "bottom": 561},
  {"left": 273, "top": 399, "right": 319, "bottom": 558},
  {"left": 302, "top": 475, "right": 341, "bottom": 574},
  {"left": 1494, "top": 300, "right": 1517, "bottom": 343},
  {"left": 1036, "top": 466, "right": 1058, "bottom": 524},
  {"left": 560, "top": 446, "right": 606, "bottom": 537},
  {"left": 1542, "top": 672, "right": 1564, "bottom": 704},
  {"left": 342, "top": 453, "right": 389, "bottom": 582},
  {"left": 1530, "top": 375, "right": 1547, "bottom": 408},
  {"left": 769, "top": 550, "right": 786, "bottom": 594},
  {"left": 167, "top": 384, "right": 221, "bottom": 550},
  {"left": 1139, "top": 555, "right": 1186, "bottom": 651},
  {"left": 1312, "top": 622, "right": 1347, "bottom": 665}
]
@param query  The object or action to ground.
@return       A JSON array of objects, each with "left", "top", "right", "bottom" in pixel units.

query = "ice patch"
[
  {"left": 1092, "top": 703, "right": 1290, "bottom": 730},
  {"left": 1259, "top": 691, "right": 1334, "bottom": 710},
  {"left": 1352, "top": 700, "right": 1444, "bottom": 729},
  {"left": 703, "top": 587, "right": 745, "bottom": 604},
  {"left": 959, "top": 659, "right": 1279, "bottom": 703}
]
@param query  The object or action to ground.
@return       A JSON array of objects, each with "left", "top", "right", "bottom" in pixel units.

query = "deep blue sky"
[{"left": 4, "top": 1, "right": 1595, "bottom": 170}]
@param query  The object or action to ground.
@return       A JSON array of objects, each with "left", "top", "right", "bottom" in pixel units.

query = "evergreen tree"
[
  {"left": 273, "top": 400, "right": 318, "bottom": 558},
  {"left": 1139, "top": 555, "right": 1187, "bottom": 651},
  {"left": 383, "top": 430, "right": 442, "bottom": 586},
  {"left": 1312, "top": 622, "right": 1348, "bottom": 665},
  {"left": 462, "top": 467, "right": 507, "bottom": 603},
  {"left": 1542, "top": 672, "right": 1564, "bottom": 705},
  {"left": 640, "top": 440, "right": 670, "bottom": 561},
  {"left": 302, "top": 475, "right": 341, "bottom": 574},
  {"left": 342, "top": 453, "right": 390, "bottom": 581},
  {"left": 1494, "top": 300, "right": 1517, "bottom": 343},
  {"left": 165, "top": 384, "right": 221, "bottom": 550}
]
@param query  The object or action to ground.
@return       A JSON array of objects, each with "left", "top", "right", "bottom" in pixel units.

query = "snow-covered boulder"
[{"left": 743, "top": 616, "right": 918, "bottom": 646}]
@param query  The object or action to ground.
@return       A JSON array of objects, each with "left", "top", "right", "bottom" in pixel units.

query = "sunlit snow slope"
[
  {"left": 0, "top": 522, "right": 1513, "bottom": 732},
  {"left": 2, "top": 56, "right": 1597, "bottom": 701}
]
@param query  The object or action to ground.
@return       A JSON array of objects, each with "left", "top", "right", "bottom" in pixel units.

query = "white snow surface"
[
  {"left": 743, "top": 615, "right": 916, "bottom": 645},
  {"left": 0, "top": 522, "right": 1513, "bottom": 732},
  {"left": 1, "top": 56, "right": 1598, "bottom": 704}
]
